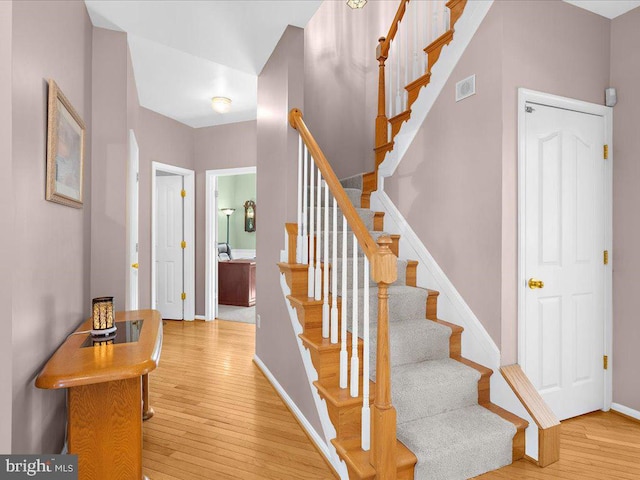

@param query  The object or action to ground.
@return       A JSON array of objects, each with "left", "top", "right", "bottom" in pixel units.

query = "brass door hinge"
[
  {"left": 604, "top": 145, "right": 609, "bottom": 160},
  {"left": 603, "top": 355, "right": 608, "bottom": 370},
  {"left": 604, "top": 250, "right": 609, "bottom": 265},
  {"left": 181, "top": 292, "right": 186, "bottom": 301},
  {"left": 181, "top": 189, "right": 186, "bottom": 198},
  {"left": 181, "top": 241, "right": 187, "bottom": 249}
]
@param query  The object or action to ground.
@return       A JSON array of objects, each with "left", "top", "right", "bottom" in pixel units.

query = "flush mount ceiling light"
[
  {"left": 346, "top": 0, "right": 367, "bottom": 8},
  {"left": 211, "top": 96, "right": 232, "bottom": 113}
]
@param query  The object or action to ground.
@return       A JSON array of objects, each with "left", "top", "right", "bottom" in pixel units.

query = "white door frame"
[
  {"left": 152, "top": 161, "right": 196, "bottom": 320},
  {"left": 126, "top": 130, "right": 139, "bottom": 311},
  {"left": 517, "top": 88, "right": 613, "bottom": 410},
  {"left": 204, "top": 166, "right": 257, "bottom": 321}
]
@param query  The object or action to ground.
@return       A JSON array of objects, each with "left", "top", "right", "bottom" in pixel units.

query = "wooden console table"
[
  {"left": 219, "top": 259, "right": 256, "bottom": 307},
  {"left": 36, "top": 310, "right": 163, "bottom": 480}
]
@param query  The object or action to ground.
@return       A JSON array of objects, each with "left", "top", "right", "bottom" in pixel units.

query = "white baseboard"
[
  {"left": 611, "top": 403, "right": 640, "bottom": 421},
  {"left": 253, "top": 354, "right": 341, "bottom": 476},
  {"left": 194, "top": 315, "right": 206, "bottom": 321}
]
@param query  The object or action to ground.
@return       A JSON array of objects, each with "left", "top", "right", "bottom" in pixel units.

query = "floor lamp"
[{"left": 221, "top": 208, "right": 235, "bottom": 245}]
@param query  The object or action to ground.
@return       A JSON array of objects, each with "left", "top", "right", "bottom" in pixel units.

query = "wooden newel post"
[
  {"left": 375, "top": 37, "right": 389, "bottom": 151},
  {"left": 371, "top": 236, "right": 397, "bottom": 479}
]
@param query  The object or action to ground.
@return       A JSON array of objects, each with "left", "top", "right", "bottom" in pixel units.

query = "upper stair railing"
[
  {"left": 375, "top": 0, "right": 467, "bottom": 171},
  {"left": 289, "top": 108, "right": 400, "bottom": 478}
]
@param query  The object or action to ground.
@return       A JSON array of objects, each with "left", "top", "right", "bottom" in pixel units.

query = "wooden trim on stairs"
[{"left": 501, "top": 364, "right": 561, "bottom": 467}]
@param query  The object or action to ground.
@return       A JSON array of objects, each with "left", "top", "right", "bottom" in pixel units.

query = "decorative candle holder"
[{"left": 91, "top": 297, "right": 117, "bottom": 336}]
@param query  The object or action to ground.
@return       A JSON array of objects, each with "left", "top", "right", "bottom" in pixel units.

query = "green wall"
[{"left": 217, "top": 173, "right": 257, "bottom": 250}]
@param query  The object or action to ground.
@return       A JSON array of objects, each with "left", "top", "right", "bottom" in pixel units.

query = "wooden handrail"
[
  {"left": 289, "top": 109, "right": 397, "bottom": 285},
  {"left": 378, "top": 0, "right": 410, "bottom": 60},
  {"left": 501, "top": 365, "right": 560, "bottom": 467}
]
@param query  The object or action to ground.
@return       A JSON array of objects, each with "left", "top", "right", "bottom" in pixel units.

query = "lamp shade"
[{"left": 346, "top": 0, "right": 367, "bottom": 8}]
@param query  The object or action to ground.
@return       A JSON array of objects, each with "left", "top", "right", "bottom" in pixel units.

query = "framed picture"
[{"left": 46, "top": 79, "right": 85, "bottom": 208}]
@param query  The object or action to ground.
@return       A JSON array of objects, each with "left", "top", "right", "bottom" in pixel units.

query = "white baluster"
[
  {"left": 388, "top": 39, "right": 394, "bottom": 120},
  {"left": 361, "top": 255, "right": 371, "bottom": 451},
  {"left": 302, "top": 145, "right": 309, "bottom": 265},
  {"left": 339, "top": 216, "right": 348, "bottom": 389},
  {"left": 350, "top": 234, "right": 359, "bottom": 398},
  {"left": 395, "top": 26, "right": 402, "bottom": 115},
  {"left": 322, "top": 181, "right": 330, "bottom": 338},
  {"left": 413, "top": 0, "right": 419, "bottom": 81},
  {"left": 308, "top": 156, "right": 315, "bottom": 298},
  {"left": 330, "top": 195, "right": 338, "bottom": 344},
  {"left": 315, "top": 169, "right": 322, "bottom": 301},
  {"left": 296, "top": 136, "right": 303, "bottom": 264},
  {"left": 445, "top": 2, "right": 451, "bottom": 31},
  {"left": 403, "top": 14, "right": 409, "bottom": 110}
]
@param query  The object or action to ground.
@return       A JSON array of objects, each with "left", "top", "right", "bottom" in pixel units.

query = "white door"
[
  {"left": 156, "top": 174, "right": 184, "bottom": 320},
  {"left": 522, "top": 102, "right": 606, "bottom": 420},
  {"left": 126, "top": 130, "right": 139, "bottom": 311}
]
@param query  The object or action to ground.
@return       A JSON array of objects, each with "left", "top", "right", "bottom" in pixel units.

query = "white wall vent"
[{"left": 456, "top": 74, "right": 476, "bottom": 102}]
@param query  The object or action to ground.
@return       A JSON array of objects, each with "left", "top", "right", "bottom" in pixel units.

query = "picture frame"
[{"left": 46, "top": 79, "right": 85, "bottom": 208}]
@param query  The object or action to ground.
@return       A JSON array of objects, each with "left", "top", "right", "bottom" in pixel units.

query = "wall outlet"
[
  {"left": 256, "top": 314, "right": 261, "bottom": 328},
  {"left": 456, "top": 74, "right": 476, "bottom": 102}
]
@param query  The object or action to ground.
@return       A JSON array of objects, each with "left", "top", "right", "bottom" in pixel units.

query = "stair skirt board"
[
  {"left": 281, "top": 175, "right": 527, "bottom": 479},
  {"left": 370, "top": 188, "right": 542, "bottom": 461},
  {"left": 276, "top": 271, "right": 350, "bottom": 479}
]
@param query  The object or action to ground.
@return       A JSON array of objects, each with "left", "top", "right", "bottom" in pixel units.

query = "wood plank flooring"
[
  {"left": 477, "top": 411, "right": 640, "bottom": 479},
  {"left": 142, "top": 320, "right": 335, "bottom": 480},
  {"left": 144, "top": 320, "right": 640, "bottom": 480}
]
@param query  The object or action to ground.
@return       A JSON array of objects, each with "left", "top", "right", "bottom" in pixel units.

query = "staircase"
[
  {"left": 279, "top": 165, "right": 527, "bottom": 478},
  {"left": 277, "top": 1, "right": 530, "bottom": 478}
]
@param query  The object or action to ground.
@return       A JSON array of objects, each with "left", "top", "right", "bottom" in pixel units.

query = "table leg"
[
  {"left": 142, "top": 373, "right": 154, "bottom": 421},
  {"left": 68, "top": 377, "right": 142, "bottom": 480}
]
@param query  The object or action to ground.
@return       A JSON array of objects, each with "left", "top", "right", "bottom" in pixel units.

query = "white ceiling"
[
  {"left": 85, "top": 1, "right": 322, "bottom": 128},
  {"left": 563, "top": 0, "right": 640, "bottom": 19},
  {"left": 85, "top": 1, "right": 640, "bottom": 129}
]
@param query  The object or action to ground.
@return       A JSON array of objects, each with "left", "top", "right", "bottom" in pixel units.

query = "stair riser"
[
  {"left": 303, "top": 334, "right": 363, "bottom": 387},
  {"left": 308, "top": 208, "right": 381, "bottom": 232},
  {"left": 322, "top": 398, "right": 368, "bottom": 443},
  {"left": 330, "top": 258, "right": 408, "bottom": 293},
  {"left": 344, "top": 286, "right": 429, "bottom": 326},
  {"left": 306, "top": 187, "right": 362, "bottom": 208}
]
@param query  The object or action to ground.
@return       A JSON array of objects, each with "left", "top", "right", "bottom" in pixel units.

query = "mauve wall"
[
  {"left": 256, "top": 26, "right": 323, "bottom": 434},
  {"left": 91, "top": 28, "right": 128, "bottom": 311},
  {"left": 610, "top": 6, "right": 640, "bottom": 412},
  {"left": 0, "top": 0, "right": 13, "bottom": 453},
  {"left": 385, "top": 0, "right": 610, "bottom": 363},
  {"left": 304, "top": 1, "right": 396, "bottom": 179},
  {"left": 136, "top": 107, "right": 195, "bottom": 310},
  {"left": 11, "top": 0, "right": 93, "bottom": 453},
  {"left": 193, "top": 121, "right": 257, "bottom": 315},
  {"left": 499, "top": 0, "right": 611, "bottom": 363}
]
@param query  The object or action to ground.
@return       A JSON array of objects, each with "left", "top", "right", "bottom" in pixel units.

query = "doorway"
[
  {"left": 126, "top": 130, "right": 139, "bottom": 311},
  {"left": 518, "top": 89, "right": 612, "bottom": 420},
  {"left": 204, "top": 167, "right": 257, "bottom": 321},
  {"left": 152, "top": 161, "right": 195, "bottom": 320}
]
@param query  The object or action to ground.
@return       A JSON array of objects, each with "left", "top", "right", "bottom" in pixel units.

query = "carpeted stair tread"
[
  {"left": 344, "top": 285, "right": 429, "bottom": 327},
  {"left": 331, "top": 258, "right": 408, "bottom": 293},
  {"left": 368, "top": 319, "right": 451, "bottom": 379},
  {"left": 312, "top": 207, "right": 377, "bottom": 231},
  {"left": 308, "top": 186, "right": 362, "bottom": 208},
  {"left": 318, "top": 230, "right": 392, "bottom": 259},
  {"left": 339, "top": 174, "right": 364, "bottom": 190},
  {"left": 387, "top": 359, "right": 480, "bottom": 423},
  {"left": 397, "top": 405, "right": 516, "bottom": 480}
]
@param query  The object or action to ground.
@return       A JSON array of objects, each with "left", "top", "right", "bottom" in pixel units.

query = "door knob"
[
  {"left": 528, "top": 278, "right": 544, "bottom": 289},
  {"left": 132, "top": 263, "right": 139, "bottom": 269}
]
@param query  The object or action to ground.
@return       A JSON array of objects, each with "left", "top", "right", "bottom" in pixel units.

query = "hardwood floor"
[
  {"left": 476, "top": 411, "right": 640, "bottom": 479},
  {"left": 142, "top": 320, "right": 335, "bottom": 480},
  {"left": 144, "top": 320, "right": 640, "bottom": 480}
]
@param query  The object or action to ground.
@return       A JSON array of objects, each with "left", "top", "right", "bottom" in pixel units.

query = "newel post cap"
[{"left": 371, "top": 236, "right": 397, "bottom": 284}]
